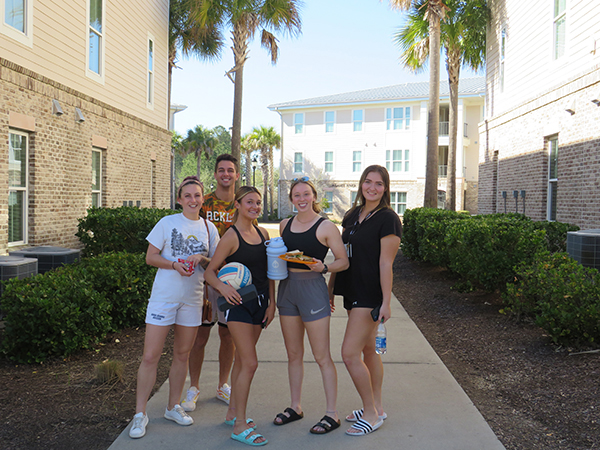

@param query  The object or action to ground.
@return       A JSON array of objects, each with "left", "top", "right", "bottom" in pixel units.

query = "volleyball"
[{"left": 218, "top": 262, "right": 252, "bottom": 290}]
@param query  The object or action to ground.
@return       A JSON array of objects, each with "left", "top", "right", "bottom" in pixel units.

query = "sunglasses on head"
[{"left": 292, "top": 176, "right": 310, "bottom": 182}]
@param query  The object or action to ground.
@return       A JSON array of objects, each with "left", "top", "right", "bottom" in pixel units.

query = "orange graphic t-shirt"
[{"left": 201, "top": 192, "right": 236, "bottom": 238}]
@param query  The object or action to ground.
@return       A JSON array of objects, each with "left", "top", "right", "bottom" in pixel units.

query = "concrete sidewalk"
[{"left": 109, "top": 252, "right": 506, "bottom": 450}]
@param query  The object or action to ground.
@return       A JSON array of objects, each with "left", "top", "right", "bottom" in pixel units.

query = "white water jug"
[{"left": 265, "top": 237, "right": 288, "bottom": 280}]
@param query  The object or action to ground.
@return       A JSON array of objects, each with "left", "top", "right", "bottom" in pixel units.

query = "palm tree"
[
  {"left": 395, "top": 0, "right": 488, "bottom": 210},
  {"left": 188, "top": 0, "right": 301, "bottom": 185},
  {"left": 182, "top": 125, "right": 218, "bottom": 179},
  {"left": 241, "top": 132, "right": 253, "bottom": 185},
  {"left": 388, "top": 0, "right": 450, "bottom": 208},
  {"left": 249, "top": 126, "right": 280, "bottom": 218}
]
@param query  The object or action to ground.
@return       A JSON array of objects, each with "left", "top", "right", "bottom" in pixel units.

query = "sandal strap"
[{"left": 352, "top": 418, "right": 374, "bottom": 433}]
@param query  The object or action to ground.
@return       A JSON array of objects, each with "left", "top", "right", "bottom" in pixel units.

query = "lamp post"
[{"left": 252, "top": 156, "right": 257, "bottom": 187}]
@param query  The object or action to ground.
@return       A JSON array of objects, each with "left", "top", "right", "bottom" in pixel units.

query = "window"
[
  {"left": 353, "top": 110, "right": 363, "bottom": 132},
  {"left": 352, "top": 150, "right": 362, "bottom": 172},
  {"left": 8, "top": 130, "right": 28, "bottom": 244},
  {"left": 87, "top": 0, "right": 104, "bottom": 79},
  {"left": 294, "top": 152, "right": 303, "bottom": 173},
  {"left": 325, "top": 111, "right": 334, "bottom": 133},
  {"left": 351, "top": 191, "right": 358, "bottom": 205},
  {"left": 547, "top": 137, "right": 558, "bottom": 221},
  {"left": 500, "top": 28, "right": 506, "bottom": 92},
  {"left": 386, "top": 107, "right": 411, "bottom": 130},
  {"left": 323, "top": 191, "right": 333, "bottom": 214},
  {"left": 294, "top": 113, "right": 304, "bottom": 134},
  {"left": 386, "top": 149, "right": 410, "bottom": 172},
  {"left": 1, "top": 0, "right": 32, "bottom": 46},
  {"left": 390, "top": 192, "right": 407, "bottom": 215},
  {"left": 553, "top": 0, "right": 566, "bottom": 59},
  {"left": 92, "top": 149, "right": 103, "bottom": 207},
  {"left": 147, "top": 36, "right": 154, "bottom": 107},
  {"left": 324, "top": 151, "right": 333, "bottom": 173}
]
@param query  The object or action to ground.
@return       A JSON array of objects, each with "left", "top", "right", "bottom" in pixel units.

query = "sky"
[{"left": 170, "top": 0, "right": 483, "bottom": 137}]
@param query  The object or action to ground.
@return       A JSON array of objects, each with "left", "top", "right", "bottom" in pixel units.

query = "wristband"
[{"left": 172, "top": 261, "right": 176, "bottom": 270}]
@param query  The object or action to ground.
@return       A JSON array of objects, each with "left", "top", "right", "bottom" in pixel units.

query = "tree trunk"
[
  {"left": 268, "top": 147, "right": 274, "bottom": 216},
  {"left": 196, "top": 150, "right": 202, "bottom": 180},
  {"left": 168, "top": 61, "right": 175, "bottom": 208},
  {"left": 424, "top": 9, "right": 441, "bottom": 208},
  {"left": 230, "top": 23, "right": 249, "bottom": 192},
  {"left": 261, "top": 148, "right": 269, "bottom": 221},
  {"left": 446, "top": 47, "right": 461, "bottom": 211},
  {"left": 244, "top": 148, "right": 252, "bottom": 186}
]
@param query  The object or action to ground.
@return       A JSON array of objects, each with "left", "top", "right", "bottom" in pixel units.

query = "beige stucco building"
[
  {"left": 479, "top": 0, "right": 600, "bottom": 228},
  {"left": 269, "top": 78, "right": 485, "bottom": 221},
  {"left": 1, "top": 0, "right": 172, "bottom": 253}
]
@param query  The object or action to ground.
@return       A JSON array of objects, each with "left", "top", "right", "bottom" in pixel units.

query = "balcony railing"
[
  {"left": 439, "top": 122, "right": 449, "bottom": 136},
  {"left": 438, "top": 165, "right": 448, "bottom": 178}
]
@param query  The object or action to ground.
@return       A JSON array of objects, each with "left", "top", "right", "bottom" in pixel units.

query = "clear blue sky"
[{"left": 170, "top": 0, "right": 483, "bottom": 137}]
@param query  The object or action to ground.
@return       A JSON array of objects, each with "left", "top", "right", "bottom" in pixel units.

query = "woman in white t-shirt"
[{"left": 128, "top": 176, "right": 220, "bottom": 439}]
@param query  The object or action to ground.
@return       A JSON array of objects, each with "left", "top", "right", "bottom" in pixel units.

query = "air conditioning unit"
[
  {"left": 567, "top": 230, "right": 600, "bottom": 270},
  {"left": 9, "top": 246, "right": 80, "bottom": 274}
]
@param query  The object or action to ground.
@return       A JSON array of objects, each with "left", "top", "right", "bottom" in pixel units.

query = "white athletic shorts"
[{"left": 145, "top": 301, "right": 202, "bottom": 327}]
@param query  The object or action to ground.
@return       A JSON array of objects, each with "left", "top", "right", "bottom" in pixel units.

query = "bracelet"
[{"left": 172, "top": 261, "right": 176, "bottom": 270}]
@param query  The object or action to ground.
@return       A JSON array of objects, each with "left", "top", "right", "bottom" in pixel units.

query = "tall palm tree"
[
  {"left": 182, "top": 125, "right": 218, "bottom": 179},
  {"left": 388, "top": 0, "right": 450, "bottom": 208},
  {"left": 241, "top": 132, "right": 253, "bottom": 185},
  {"left": 395, "top": 0, "right": 488, "bottom": 210},
  {"left": 246, "top": 126, "right": 280, "bottom": 221},
  {"left": 188, "top": 0, "right": 301, "bottom": 186}
]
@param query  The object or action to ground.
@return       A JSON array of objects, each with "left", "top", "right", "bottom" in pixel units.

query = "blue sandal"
[
  {"left": 225, "top": 417, "right": 256, "bottom": 429},
  {"left": 231, "top": 428, "right": 268, "bottom": 446}
]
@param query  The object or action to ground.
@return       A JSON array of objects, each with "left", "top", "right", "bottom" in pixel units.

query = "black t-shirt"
[{"left": 333, "top": 207, "right": 402, "bottom": 305}]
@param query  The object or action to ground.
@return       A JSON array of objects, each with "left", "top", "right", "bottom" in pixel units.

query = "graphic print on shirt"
[{"left": 170, "top": 228, "right": 207, "bottom": 257}]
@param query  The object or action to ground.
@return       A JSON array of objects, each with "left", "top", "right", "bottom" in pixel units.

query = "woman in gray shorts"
[{"left": 273, "top": 177, "right": 349, "bottom": 434}]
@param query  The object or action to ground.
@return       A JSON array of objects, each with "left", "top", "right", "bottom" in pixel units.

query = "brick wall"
[{"left": 0, "top": 59, "right": 171, "bottom": 254}]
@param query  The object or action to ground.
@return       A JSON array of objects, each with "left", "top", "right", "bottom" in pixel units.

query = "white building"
[{"left": 269, "top": 77, "right": 485, "bottom": 221}]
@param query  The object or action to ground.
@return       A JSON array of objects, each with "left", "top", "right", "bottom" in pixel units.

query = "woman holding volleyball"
[{"left": 204, "top": 186, "right": 275, "bottom": 446}]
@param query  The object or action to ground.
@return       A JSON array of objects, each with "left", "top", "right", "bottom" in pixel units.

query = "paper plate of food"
[{"left": 279, "top": 250, "right": 317, "bottom": 265}]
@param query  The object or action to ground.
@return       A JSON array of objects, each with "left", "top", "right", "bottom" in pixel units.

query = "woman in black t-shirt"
[
  {"left": 205, "top": 186, "right": 275, "bottom": 446},
  {"left": 329, "top": 165, "right": 402, "bottom": 436}
]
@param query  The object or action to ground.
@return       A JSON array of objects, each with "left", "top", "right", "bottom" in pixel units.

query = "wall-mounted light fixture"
[
  {"left": 52, "top": 99, "right": 63, "bottom": 116},
  {"left": 75, "top": 108, "right": 85, "bottom": 123},
  {"left": 565, "top": 99, "right": 576, "bottom": 115}
]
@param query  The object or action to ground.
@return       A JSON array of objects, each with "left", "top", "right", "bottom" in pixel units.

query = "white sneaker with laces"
[
  {"left": 216, "top": 383, "right": 231, "bottom": 405},
  {"left": 181, "top": 386, "right": 200, "bottom": 412},
  {"left": 164, "top": 404, "right": 194, "bottom": 426},
  {"left": 129, "top": 412, "right": 148, "bottom": 439}
]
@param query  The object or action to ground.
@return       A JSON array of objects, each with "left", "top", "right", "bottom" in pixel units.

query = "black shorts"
[
  {"left": 343, "top": 297, "right": 382, "bottom": 311},
  {"left": 225, "top": 291, "right": 268, "bottom": 325}
]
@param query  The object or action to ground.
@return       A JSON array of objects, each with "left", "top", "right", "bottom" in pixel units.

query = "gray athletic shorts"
[{"left": 277, "top": 271, "right": 330, "bottom": 322}]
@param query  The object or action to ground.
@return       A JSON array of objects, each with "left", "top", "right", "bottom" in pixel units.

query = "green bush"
[
  {"left": 77, "top": 252, "right": 156, "bottom": 330},
  {"left": 503, "top": 252, "right": 600, "bottom": 345},
  {"left": 532, "top": 221, "right": 580, "bottom": 253},
  {"left": 1, "top": 271, "right": 111, "bottom": 363},
  {"left": 76, "top": 206, "right": 176, "bottom": 256}
]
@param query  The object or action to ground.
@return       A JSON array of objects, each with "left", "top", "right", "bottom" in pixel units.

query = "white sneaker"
[
  {"left": 129, "top": 412, "right": 148, "bottom": 439},
  {"left": 216, "top": 383, "right": 231, "bottom": 405},
  {"left": 181, "top": 386, "right": 200, "bottom": 412},
  {"left": 164, "top": 404, "right": 193, "bottom": 426}
]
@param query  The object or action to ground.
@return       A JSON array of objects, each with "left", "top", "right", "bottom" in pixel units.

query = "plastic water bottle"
[
  {"left": 375, "top": 320, "right": 387, "bottom": 355},
  {"left": 265, "top": 237, "right": 288, "bottom": 280}
]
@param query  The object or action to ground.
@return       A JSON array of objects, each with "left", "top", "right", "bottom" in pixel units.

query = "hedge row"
[
  {"left": 1, "top": 252, "right": 156, "bottom": 363},
  {"left": 76, "top": 206, "right": 176, "bottom": 256}
]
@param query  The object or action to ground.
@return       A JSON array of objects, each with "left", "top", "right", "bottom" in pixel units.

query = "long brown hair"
[
  {"left": 346, "top": 165, "right": 391, "bottom": 218},
  {"left": 232, "top": 185, "right": 261, "bottom": 225},
  {"left": 289, "top": 177, "right": 322, "bottom": 214}
]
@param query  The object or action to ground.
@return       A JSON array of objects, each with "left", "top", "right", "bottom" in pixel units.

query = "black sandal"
[
  {"left": 273, "top": 407, "right": 304, "bottom": 426},
  {"left": 309, "top": 415, "right": 341, "bottom": 434}
]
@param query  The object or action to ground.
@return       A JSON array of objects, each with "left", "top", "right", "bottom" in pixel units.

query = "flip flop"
[
  {"left": 231, "top": 427, "right": 268, "bottom": 446},
  {"left": 309, "top": 415, "right": 341, "bottom": 434},
  {"left": 345, "top": 418, "right": 384, "bottom": 436},
  {"left": 345, "top": 408, "right": 388, "bottom": 422},
  {"left": 273, "top": 407, "right": 304, "bottom": 425},
  {"left": 225, "top": 417, "right": 256, "bottom": 429}
]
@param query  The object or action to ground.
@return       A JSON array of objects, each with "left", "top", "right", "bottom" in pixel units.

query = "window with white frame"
[
  {"left": 500, "top": 28, "right": 506, "bottom": 92},
  {"left": 324, "top": 151, "right": 333, "bottom": 173},
  {"left": 294, "top": 113, "right": 304, "bottom": 134},
  {"left": 325, "top": 111, "right": 334, "bottom": 133},
  {"left": 553, "top": 0, "right": 566, "bottom": 59},
  {"left": 353, "top": 110, "right": 363, "bottom": 132},
  {"left": 323, "top": 191, "right": 333, "bottom": 214},
  {"left": 386, "top": 149, "right": 410, "bottom": 172},
  {"left": 386, "top": 107, "right": 411, "bottom": 130},
  {"left": 390, "top": 192, "right": 407, "bottom": 215},
  {"left": 147, "top": 36, "right": 154, "bottom": 107},
  {"left": 88, "top": 0, "right": 104, "bottom": 78},
  {"left": 8, "top": 130, "right": 28, "bottom": 244},
  {"left": 352, "top": 150, "right": 362, "bottom": 172},
  {"left": 293, "top": 152, "right": 303, "bottom": 173},
  {"left": 1, "top": 0, "right": 33, "bottom": 46},
  {"left": 92, "top": 148, "right": 103, "bottom": 207},
  {"left": 547, "top": 137, "right": 558, "bottom": 221}
]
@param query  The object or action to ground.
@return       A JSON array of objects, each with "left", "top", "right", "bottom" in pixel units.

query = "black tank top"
[
  {"left": 226, "top": 225, "right": 268, "bottom": 293},
  {"left": 281, "top": 216, "right": 329, "bottom": 270}
]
